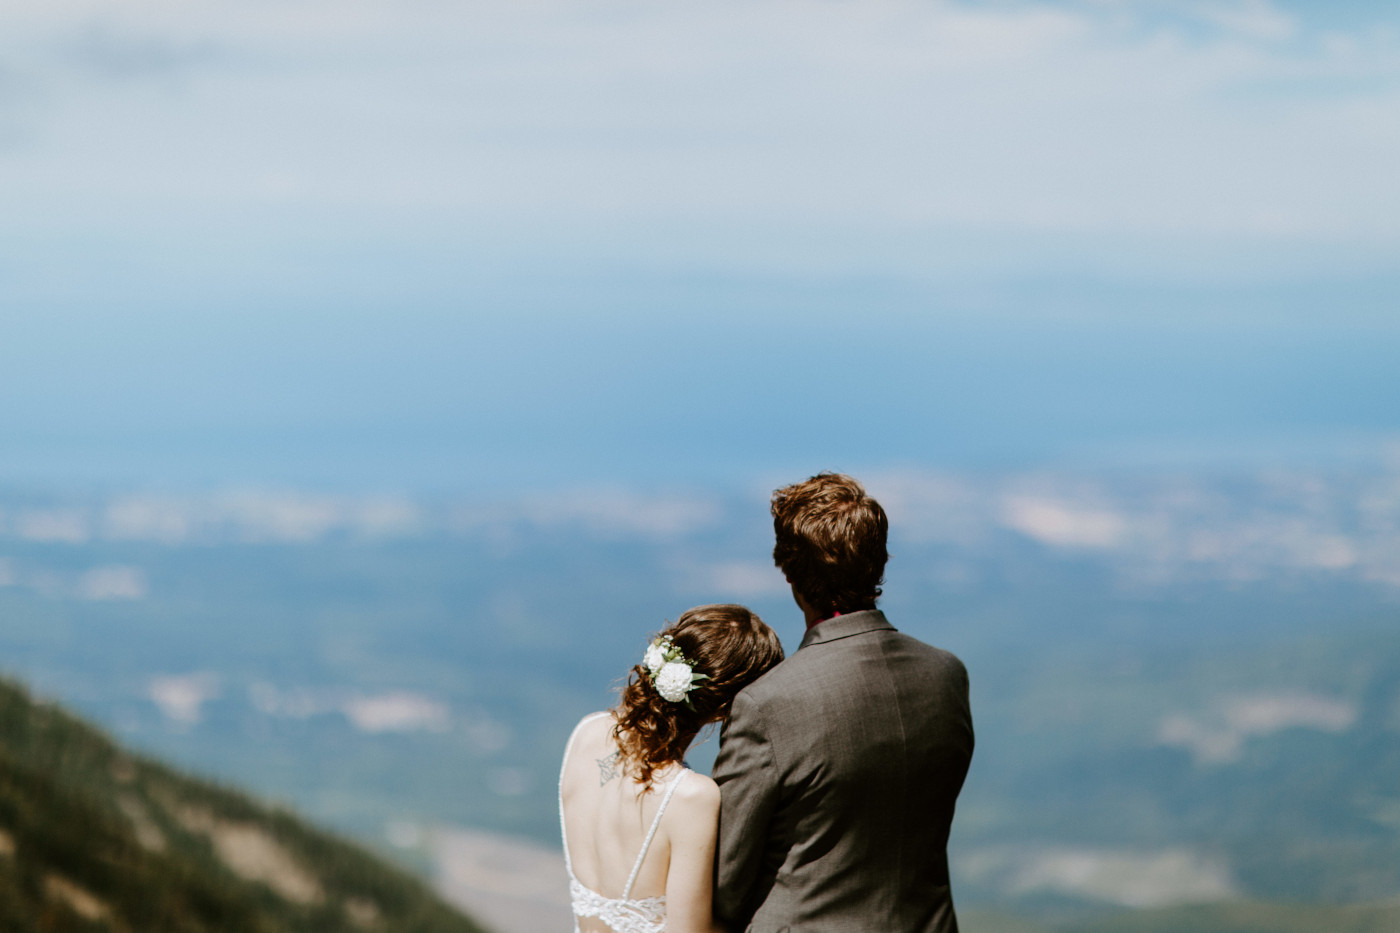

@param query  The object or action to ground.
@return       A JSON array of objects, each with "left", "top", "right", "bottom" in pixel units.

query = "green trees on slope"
[{"left": 0, "top": 678, "right": 486, "bottom": 933}]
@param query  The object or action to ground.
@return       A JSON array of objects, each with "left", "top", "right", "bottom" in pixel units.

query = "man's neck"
[
  {"left": 804, "top": 605, "right": 879, "bottom": 630},
  {"left": 803, "top": 603, "right": 842, "bottom": 630},
  {"left": 793, "top": 589, "right": 825, "bottom": 630},
  {"left": 792, "top": 585, "right": 856, "bottom": 630}
]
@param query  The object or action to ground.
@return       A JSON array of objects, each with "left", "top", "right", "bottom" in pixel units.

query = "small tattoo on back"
[{"left": 597, "top": 750, "right": 621, "bottom": 786}]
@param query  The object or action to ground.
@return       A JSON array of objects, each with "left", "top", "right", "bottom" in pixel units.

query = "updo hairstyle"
[{"left": 613, "top": 604, "right": 784, "bottom": 787}]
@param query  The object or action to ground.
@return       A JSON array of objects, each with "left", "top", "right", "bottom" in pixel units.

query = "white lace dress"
[{"left": 559, "top": 715, "right": 689, "bottom": 933}]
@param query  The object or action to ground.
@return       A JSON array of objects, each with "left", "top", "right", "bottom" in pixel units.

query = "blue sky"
[{"left": 2, "top": 1, "right": 1399, "bottom": 492}]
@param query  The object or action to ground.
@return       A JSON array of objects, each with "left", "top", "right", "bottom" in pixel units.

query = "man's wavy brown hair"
[
  {"left": 613, "top": 604, "right": 784, "bottom": 787},
  {"left": 772, "top": 472, "right": 889, "bottom": 617}
]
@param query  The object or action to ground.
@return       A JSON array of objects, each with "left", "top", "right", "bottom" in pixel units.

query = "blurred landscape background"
[{"left": 3, "top": 1, "right": 1400, "bottom": 931}]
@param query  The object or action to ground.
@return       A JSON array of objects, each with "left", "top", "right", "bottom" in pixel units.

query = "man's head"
[{"left": 771, "top": 472, "right": 889, "bottom": 618}]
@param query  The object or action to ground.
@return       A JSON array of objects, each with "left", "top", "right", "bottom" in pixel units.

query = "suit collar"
[{"left": 797, "top": 609, "right": 893, "bottom": 651}]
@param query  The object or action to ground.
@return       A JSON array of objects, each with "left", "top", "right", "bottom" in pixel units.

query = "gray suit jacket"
[{"left": 712, "top": 610, "right": 973, "bottom": 933}]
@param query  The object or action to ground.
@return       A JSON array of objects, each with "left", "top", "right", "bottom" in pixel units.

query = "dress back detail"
[{"left": 559, "top": 714, "right": 688, "bottom": 933}]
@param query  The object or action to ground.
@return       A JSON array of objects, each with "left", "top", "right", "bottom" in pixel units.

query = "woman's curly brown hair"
[{"left": 613, "top": 604, "right": 784, "bottom": 787}]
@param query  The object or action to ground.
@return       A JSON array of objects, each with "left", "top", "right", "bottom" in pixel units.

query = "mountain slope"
[{"left": 0, "top": 677, "right": 487, "bottom": 933}]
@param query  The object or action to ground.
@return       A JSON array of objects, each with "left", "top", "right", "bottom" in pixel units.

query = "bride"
[{"left": 559, "top": 604, "right": 784, "bottom": 933}]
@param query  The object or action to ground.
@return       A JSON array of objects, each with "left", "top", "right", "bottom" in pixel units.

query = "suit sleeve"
[{"left": 711, "top": 689, "right": 779, "bottom": 929}]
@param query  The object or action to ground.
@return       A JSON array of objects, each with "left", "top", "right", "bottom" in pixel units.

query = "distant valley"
[{"left": 2, "top": 467, "right": 1398, "bottom": 930}]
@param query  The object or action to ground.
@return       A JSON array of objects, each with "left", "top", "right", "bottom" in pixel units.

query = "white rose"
[
  {"left": 643, "top": 643, "right": 667, "bottom": 673},
  {"left": 654, "top": 661, "right": 694, "bottom": 703}
]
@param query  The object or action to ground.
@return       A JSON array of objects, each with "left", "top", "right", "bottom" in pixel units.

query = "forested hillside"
[{"left": 0, "top": 678, "right": 486, "bottom": 933}]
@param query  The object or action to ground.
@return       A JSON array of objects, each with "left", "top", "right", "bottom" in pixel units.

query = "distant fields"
[{"left": 2, "top": 469, "right": 1398, "bottom": 923}]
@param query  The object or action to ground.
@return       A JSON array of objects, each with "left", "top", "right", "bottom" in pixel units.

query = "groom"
[{"left": 712, "top": 473, "right": 974, "bottom": 932}]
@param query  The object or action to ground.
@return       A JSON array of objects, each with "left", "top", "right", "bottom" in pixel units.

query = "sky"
[{"left": 2, "top": 0, "right": 1399, "bottom": 492}]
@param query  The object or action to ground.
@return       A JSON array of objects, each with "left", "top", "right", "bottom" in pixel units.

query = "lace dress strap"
[
  {"left": 621, "top": 769, "right": 688, "bottom": 899},
  {"left": 559, "top": 712, "right": 610, "bottom": 876}
]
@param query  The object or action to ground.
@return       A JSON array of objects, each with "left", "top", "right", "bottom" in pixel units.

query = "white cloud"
[
  {"left": 0, "top": 558, "right": 148, "bottom": 598},
  {"left": 15, "top": 509, "right": 90, "bottom": 543},
  {"left": 215, "top": 493, "right": 360, "bottom": 544},
  {"left": 1, "top": 0, "right": 1398, "bottom": 280},
  {"left": 1158, "top": 691, "right": 1357, "bottom": 764},
  {"left": 77, "top": 564, "right": 146, "bottom": 599},
  {"left": 475, "top": 489, "right": 721, "bottom": 539},
  {"left": 866, "top": 465, "right": 1400, "bottom": 589},
  {"left": 1017, "top": 846, "right": 1238, "bottom": 907},
  {"left": 248, "top": 683, "right": 337, "bottom": 718},
  {"left": 99, "top": 491, "right": 424, "bottom": 544},
  {"left": 148, "top": 672, "right": 221, "bottom": 725},
  {"left": 249, "top": 683, "right": 452, "bottom": 734},
  {"left": 1001, "top": 496, "right": 1128, "bottom": 548},
  {"left": 863, "top": 470, "right": 993, "bottom": 548},
  {"left": 341, "top": 692, "right": 451, "bottom": 734},
  {"left": 102, "top": 497, "right": 193, "bottom": 543},
  {"left": 6, "top": 487, "right": 716, "bottom": 546},
  {"left": 1187, "top": 0, "right": 1298, "bottom": 41},
  {"left": 961, "top": 844, "right": 1240, "bottom": 907},
  {"left": 680, "top": 560, "right": 789, "bottom": 599}
]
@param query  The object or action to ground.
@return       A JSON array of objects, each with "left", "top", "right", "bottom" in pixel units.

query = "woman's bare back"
[
  {"left": 559, "top": 713, "right": 722, "bottom": 933},
  {"left": 560, "top": 713, "right": 678, "bottom": 900}
]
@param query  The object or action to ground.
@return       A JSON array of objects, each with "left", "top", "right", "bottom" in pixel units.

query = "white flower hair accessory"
[{"left": 642, "top": 634, "right": 709, "bottom": 705}]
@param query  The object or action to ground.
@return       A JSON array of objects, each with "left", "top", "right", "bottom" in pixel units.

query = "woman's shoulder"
[
  {"left": 577, "top": 709, "right": 614, "bottom": 727},
  {"left": 661, "top": 770, "right": 720, "bottom": 846},
  {"left": 563, "top": 711, "right": 616, "bottom": 763},
  {"left": 672, "top": 769, "right": 720, "bottom": 808},
  {"left": 570, "top": 710, "right": 615, "bottom": 739}
]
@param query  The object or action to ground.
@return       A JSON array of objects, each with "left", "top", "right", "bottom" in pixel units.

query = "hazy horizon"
[{"left": 5, "top": 0, "right": 1400, "bottom": 492}]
